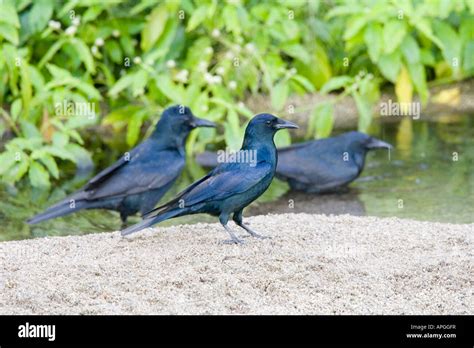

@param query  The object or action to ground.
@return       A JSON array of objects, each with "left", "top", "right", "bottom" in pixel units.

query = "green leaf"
[
  {"left": 108, "top": 73, "right": 135, "bottom": 97},
  {"left": 290, "top": 74, "right": 315, "bottom": 92},
  {"left": 52, "top": 132, "right": 69, "bottom": 147},
  {"left": 463, "top": 41, "right": 474, "bottom": 72},
  {"left": 186, "top": 5, "right": 208, "bottom": 32},
  {"left": 281, "top": 43, "right": 310, "bottom": 64},
  {"left": 274, "top": 129, "right": 291, "bottom": 148},
  {"left": 0, "top": 151, "right": 17, "bottom": 175},
  {"left": 0, "top": 3, "right": 20, "bottom": 27},
  {"left": 400, "top": 35, "right": 420, "bottom": 64},
  {"left": 383, "top": 20, "right": 407, "bottom": 54},
  {"left": 353, "top": 91, "right": 372, "bottom": 132},
  {"left": 10, "top": 99, "right": 22, "bottom": 121},
  {"left": 224, "top": 109, "right": 242, "bottom": 151},
  {"left": 105, "top": 40, "right": 123, "bottom": 65},
  {"left": 39, "top": 154, "right": 59, "bottom": 179},
  {"left": 141, "top": 5, "right": 169, "bottom": 51},
  {"left": 377, "top": 51, "right": 401, "bottom": 83},
  {"left": 28, "top": 0, "right": 53, "bottom": 34},
  {"left": 320, "top": 76, "right": 353, "bottom": 94},
  {"left": 413, "top": 18, "right": 443, "bottom": 49},
  {"left": 19, "top": 120, "right": 41, "bottom": 139},
  {"left": 28, "top": 161, "right": 50, "bottom": 188},
  {"left": 271, "top": 82, "right": 289, "bottom": 111},
  {"left": 0, "top": 23, "right": 19, "bottom": 45},
  {"left": 223, "top": 5, "right": 241, "bottom": 36},
  {"left": 20, "top": 62, "right": 32, "bottom": 116},
  {"left": 4, "top": 158, "right": 29, "bottom": 183},
  {"left": 433, "top": 21, "right": 462, "bottom": 75},
  {"left": 364, "top": 23, "right": 383, "bottom": 62},
  {"left": 132, "top": 69, "right": 148, "bottom": 97},
  {"left": 43, "top": 145, "right": 76, "bottom": 162},
  {"left": 126, "top": 112, "right": 145, "bottom": 147},
  {"left": 344, "top": 16, "right": 367, "bottom": 40},
  {"left": 407, "top": 63, "right": 429, "bottom": 105},
  {"left": 154, "top": 74, "right": 184, "bottom": 102},
  {"left": 70, "top": 38, "right": 96, "bottom": 74},
  {"left": 311, "top": 102, "right": 334, "bottom": 139}
]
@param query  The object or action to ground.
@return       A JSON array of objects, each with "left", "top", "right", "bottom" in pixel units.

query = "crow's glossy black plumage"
[
  {"left": 121, "top": 114, "right": 298, "bottom": 244},
  {"left": 197, "top": 131, "right": 392, "bottom": 193},
  {"left": 27, "top": 105, "right": 215, "bottom": 226}
]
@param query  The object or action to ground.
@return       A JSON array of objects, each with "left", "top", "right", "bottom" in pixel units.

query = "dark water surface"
[{"left": 1, "top": 113, "right": 472, "bottom": 241}]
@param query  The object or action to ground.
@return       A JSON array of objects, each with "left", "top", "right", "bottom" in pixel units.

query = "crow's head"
[
  {"left": 344, "top": 131, "right": 393, "bottom": 152},
  {"left": 152, "top": 105, "right": 215, "bottom": 141}
]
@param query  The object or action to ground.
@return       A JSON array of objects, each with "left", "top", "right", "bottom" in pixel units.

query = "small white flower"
[
  {"left": 204, "top": 73, "right": 214, "bottom": 84},
  {"left": 245, "top": 43, "right": 255, "bottom": 53},
  {"left": 175, "top": 69, "right": 189, "bottom": 83},
  {"left": 237, "top": 102, "right": 245, "bottom": 109},
  {"left": 289, "top": 68, "right": 297, "bottom": 75},
  {"left": 133, "top": 57, "right": 142, "bottom": 64},
  {"left": 228, "top": 80, "right": 237, "bottom": 90},
  {"left": 211, "top": 29, "right": 220, "bottom": 38},
  {"left": 48, "top": 20, "right": 61, "bottom": 30},
  {"left": 216, "top": 67, "right": 225, "bottom": 76},
  {"left": 166, "top": 60, "right": 176, "bottom": 68},
  {"left": 198, "top": 61, "right": 208, "bottom": 72},
  {"left": 112, "top": 30, "right": 120, "bottom": 38},
  {"left": 72, "top": 17, "right": 80, "bottom": 26},
  {"left": 204, "top": 47, "right": 213, "bottom": 55},
  {"left": 212, "top": 75, "right": 222, "bottom": 84},
  {"left": 94, "top": 37, "right": 104, "bottom": 47},
  {"left": 65, "top": 26, "right": 77, "bottom": 36},
  {"left": 91, "top": 46, "right": 98, "bottom": 55},
  {"left": 225, "top": 51, "right": 234, "bottom": 60}
]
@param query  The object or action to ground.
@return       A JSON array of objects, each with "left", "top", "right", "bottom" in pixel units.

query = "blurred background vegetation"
[{"left": 0, "top": 0, "right": 473, "bottom": 189}]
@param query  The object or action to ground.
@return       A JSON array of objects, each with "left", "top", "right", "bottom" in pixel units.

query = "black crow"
[
  {"left": 196, "top": 131, "right": 392, "bottom": 193},
  {"left": 27, "top": 105, "right": 215, "bottom": 226},
  {"left": 121, "top": 114, "right": 298, "bottom": 244}
]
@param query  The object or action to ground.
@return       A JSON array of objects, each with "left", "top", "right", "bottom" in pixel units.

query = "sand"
[{"left": 0, "top": 213, "right": 472, "bottom": 315}]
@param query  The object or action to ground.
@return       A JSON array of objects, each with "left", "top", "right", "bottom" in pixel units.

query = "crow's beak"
[
  {"left": 274, "top": 118, "right": 299, "bottom": 130},
  {"left": 366, "top": 137, "right": 393, "bottom": 150},
  {"left": 191, "top": 117, "right": 216, "bottom": 128}
]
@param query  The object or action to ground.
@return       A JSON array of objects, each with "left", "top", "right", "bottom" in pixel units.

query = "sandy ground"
[{"left": 0, "top": 213, "right": 472, "bottom": 315}]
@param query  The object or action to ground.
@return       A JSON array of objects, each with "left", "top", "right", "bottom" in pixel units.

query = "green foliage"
[{"left": 0, "top": 0, "right": 473, "bottom": 188}]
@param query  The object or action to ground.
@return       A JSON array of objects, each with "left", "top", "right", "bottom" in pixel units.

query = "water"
[{"left": 1, "top": 113, "right": 473, "bottom": 241}]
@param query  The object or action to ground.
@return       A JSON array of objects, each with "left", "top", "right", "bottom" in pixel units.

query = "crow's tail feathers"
[
  {"left": 27, "top": 200, "right": 87, "bottom": 225},
  {"left": 120, "top": 209, "right": 183, "bottom": 236}
]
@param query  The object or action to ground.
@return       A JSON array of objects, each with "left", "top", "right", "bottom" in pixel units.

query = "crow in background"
[
  {"left": 121, "top": 114, "right": 298, "bottom": 244},
  {"left": 196, "top": 131, "right": 392, "bottom": 193},
  {"left": 27, "top": 105, "right": 215, "bottom": 227}
]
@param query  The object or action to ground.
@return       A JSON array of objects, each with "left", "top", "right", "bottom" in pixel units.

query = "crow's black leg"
[
  {"left": 219, "top": 214, "right": 244, "bottom": 244},
  {"left": 233, "top": 210, "right": 270, "bottom": 239}
]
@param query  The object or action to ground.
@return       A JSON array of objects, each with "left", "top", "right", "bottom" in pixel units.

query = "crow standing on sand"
[
  {"left": 197, "top": 131, "right": 392, "bottom": 193},
  {"left": 121, "top": 114, "right": 298, "bottom": 244},
  {"left": 27, "top": 106, "right": 215, "bottom": 227}
]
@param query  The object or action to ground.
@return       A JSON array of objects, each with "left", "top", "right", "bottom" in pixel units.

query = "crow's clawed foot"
[{"left": 220, "top": 237, "right": 245, "bottom": 245}]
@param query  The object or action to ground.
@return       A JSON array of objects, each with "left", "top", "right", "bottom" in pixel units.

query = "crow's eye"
[{"left": 266, "top": 120, "right": 271, "bottom": 125}]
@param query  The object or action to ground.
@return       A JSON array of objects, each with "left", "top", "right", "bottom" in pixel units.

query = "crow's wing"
[
  {"left": 81, "top": 144, "right": 184, "bottom": 201},
  {"left": 182, "top": 162, "right": 272, "bottom": 206},
  {"left": 145, "top": 162, "right": 273, "bottom": 217}
]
